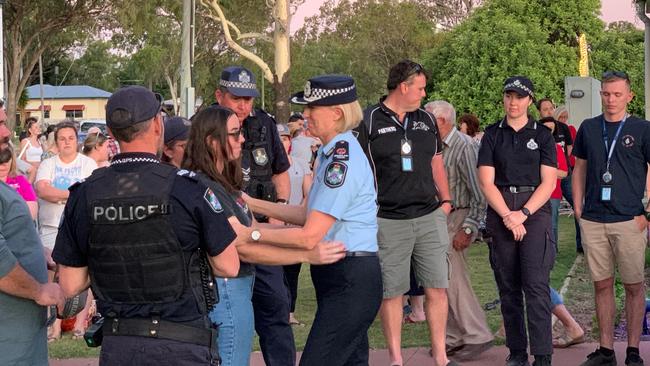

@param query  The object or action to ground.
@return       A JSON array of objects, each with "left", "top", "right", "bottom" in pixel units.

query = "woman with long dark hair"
[{"left": 182, "top": 106, "right": 345, "bottom": 366}]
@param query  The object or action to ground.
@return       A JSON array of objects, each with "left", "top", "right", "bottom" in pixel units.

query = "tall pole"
[
  {"left": 637, "top": 1, "right": 650, "bottom": 119},
  {"left": 0, "top": 1, "right": 5, "bottom": 102},
  {"left": 180, "top": 0, "right": 195, "bottom": 118},
  {"left": 39, "top": 54, "right": 45, "bottom": 123}
]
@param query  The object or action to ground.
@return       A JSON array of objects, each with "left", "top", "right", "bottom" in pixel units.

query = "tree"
[{"left": 4, "top": 0, "right": 107, "bottom": 129}]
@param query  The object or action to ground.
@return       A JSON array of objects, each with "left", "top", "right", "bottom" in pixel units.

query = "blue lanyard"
[
  {"left": 391, "top": 115, "right": 409, "bottom": 140},
  {"left": 601, "top": 114, "right": 628, "bottom": 172}
]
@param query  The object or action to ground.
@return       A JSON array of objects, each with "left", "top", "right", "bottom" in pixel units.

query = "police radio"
[{"left": 83, "top": 316, "right": 104, "bottom": 347}]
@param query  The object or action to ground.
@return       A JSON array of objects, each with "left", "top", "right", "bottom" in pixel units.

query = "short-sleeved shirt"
[
  {"left": 288, "top": 159, "right": 311, "bottom": 205},
  {"left": 477, "top": 117, "right": 557, "bottom": 186},
  {"left": 552, "top": 144, "right": 568, "bottom": 199},
  {"left": 572, "top": 114, "right": 650, "bottom": 223},
  {"left": 53, "top": 153, "right": 236, "bottom": 322},
  {"left": 5, "top": 175, "right": 37, "bottom": 202},
  {"left": 308, "top": 131, "right": 378, "bottom": 252},
  {"left": 0, "top": 182, "right": 48, "bottom": 365},
  {"left": 356, "top": 98, "right": 443, "bottom": 220},
  {"left": 35, "top": 154, "right": 97, "bottom": 227},
  {"left": 291, "top": 135, "right": 318, "bottom": 167}
]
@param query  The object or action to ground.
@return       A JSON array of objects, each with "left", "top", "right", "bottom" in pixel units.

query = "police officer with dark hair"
[
  {"left": 214, "top": 66, "right": 295, "bottom": 366},
  {"left": 53, "top": 85, "right": 240, "bottom": 365},
  {"left": 478, "top": 76, "right": 557, "bottom": 366}
]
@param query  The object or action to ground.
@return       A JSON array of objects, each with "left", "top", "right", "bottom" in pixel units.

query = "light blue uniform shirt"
[{"left": 307, "top": 131, "right": 378, "bottom": 252}]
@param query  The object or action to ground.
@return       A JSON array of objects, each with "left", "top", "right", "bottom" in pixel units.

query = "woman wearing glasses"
[
  {"left": 82, "top": 130, "right": 110, "bottom": 167},
  {"left": 477, "top": 76, "right": 557, "bottom": 366},
  {"left": 182, "top": 105, "right": 346, "bottom": 366}
]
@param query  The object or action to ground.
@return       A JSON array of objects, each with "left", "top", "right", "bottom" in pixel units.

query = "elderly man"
[
  {"left": 214, "top": 66, "right": 295, "bottom": 366},
  {"left": 356, "top": 60, "right": 455, "bottom": 366},
  {"left": 425, "top": 101, "right": 493, "bottom": 362}
]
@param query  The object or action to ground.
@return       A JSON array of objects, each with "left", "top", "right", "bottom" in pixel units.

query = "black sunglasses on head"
[{"left": 602, "top": 71, "right": 629, "bottom": 80}]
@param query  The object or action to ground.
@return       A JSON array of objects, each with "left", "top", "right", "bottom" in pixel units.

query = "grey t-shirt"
[
  {"left": 290, "top": 135, "right": 317, "bottom": 167},
  {"left": 0, "top": 182, "right": 48, "bottom": 365},
  {"left": 288, "top": 159, "right": 312, "bottom": 205}
]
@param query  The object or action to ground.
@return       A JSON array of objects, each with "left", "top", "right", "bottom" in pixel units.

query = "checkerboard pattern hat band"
[
  {"left": 219, "top": 66, "right": 260, "bottom": 97},
  {"left": 219, "top": 79, "right": 257, "bottom": 91},
  {"left": 290, "top": 75, "right": 358, "bottom": 106},
  {"left": 503, "top": 76, "right": 535, "bottom": 100}
]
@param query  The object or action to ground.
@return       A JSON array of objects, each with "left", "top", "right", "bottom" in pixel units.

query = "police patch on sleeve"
[
  {"left": 324, "top": 161, "right": 348, "bottom": 188},
  {"left": 204, "top": 188, "right": 223, "bottom": 213}
]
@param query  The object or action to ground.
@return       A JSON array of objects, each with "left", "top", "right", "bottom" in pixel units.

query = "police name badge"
[
  {"left": 204, "top": 188, "right": 223, "bottom": 213},
  {"left": 252, "top": 148, "right": 269, "bottom": 166},
  {"left": 526, "top": 138, "right": 538, "bottom": 150},
  {"left": 324, "top": 161, "right": 347, "bottom": 188}
]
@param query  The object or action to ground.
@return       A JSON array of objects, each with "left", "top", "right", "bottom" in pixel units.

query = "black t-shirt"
[
  {"left": 242, "top": 109, "right": 291, "bottom": 175},
  {"left": 478, "top": 117, "right": 557, "bottom": 186},
  {"left": 355, "top": 98, "right": 443, "bottom": 220},
  {"left": 197, "top": 173, "right": 255, "bottom": 277},
  {"left": 572, "top": 114, "right": 650, "bottom": 223},
  {"left": 53, "top": 153, "right": 236, "bottom": 323},
  {"left": 554, "top": 122, "right": 574, "bottom": 171}
]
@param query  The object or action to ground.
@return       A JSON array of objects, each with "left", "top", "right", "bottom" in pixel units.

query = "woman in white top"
[{"left": 19, "top": 118, "right": 44, "bottom": 171}]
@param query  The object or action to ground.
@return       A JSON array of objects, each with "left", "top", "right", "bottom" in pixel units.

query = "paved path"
[{"left": 49, "top": 341, "right": 650, "bottom": 365}]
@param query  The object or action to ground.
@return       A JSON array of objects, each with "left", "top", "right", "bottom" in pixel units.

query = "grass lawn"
[{"left": 49, "top": 216, "right": 579, "bottom": 358}]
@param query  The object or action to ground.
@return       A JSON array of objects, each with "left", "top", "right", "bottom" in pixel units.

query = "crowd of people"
[{"left": 0, "top": 60, "right": 648, "bottom": 366}]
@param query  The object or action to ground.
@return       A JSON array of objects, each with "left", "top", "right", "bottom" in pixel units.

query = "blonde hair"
[
  {"left": 334, "top": 101, "right": 363, "bottom": 132},
  {"left": 553, "top": 105, "right": 568, "bottom": 121},
  {"left": 82, "top": 132, "right": 108, "bottom": 155},
  {"left": 0, "top": 146, "right": 18, "bottom": 177}
]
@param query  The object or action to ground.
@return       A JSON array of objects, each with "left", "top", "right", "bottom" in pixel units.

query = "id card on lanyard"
[
  {"left": 391, "top": 115, "right": 413, "bottom": 172},
  {"left": 600, "top": 114, "right": 627, "bottom": 202}
]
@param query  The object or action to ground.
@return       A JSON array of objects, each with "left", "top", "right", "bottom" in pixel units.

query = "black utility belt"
[
  {"left": 345, "top": 251, "right": 377, "bottom": 257},
  {"left": 104, "top": 317, "right": 215, "bottom": 348},
  {"left": 500, "top": 185, "right": 537, "bottom": 194}
]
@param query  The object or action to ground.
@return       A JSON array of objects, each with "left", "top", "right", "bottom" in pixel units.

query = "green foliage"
[{"left": 422, "top": 0, "right": 603, "bottom": 125}]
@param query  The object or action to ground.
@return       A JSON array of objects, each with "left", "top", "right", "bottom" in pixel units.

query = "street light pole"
[
  {"left": 0, "top": 0, "right": 6, "bottom": 102},
  {"left": 636, "top": 0, "right": 650, "bottom": 119}
]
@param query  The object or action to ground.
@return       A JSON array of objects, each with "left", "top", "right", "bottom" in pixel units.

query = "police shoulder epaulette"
[
  {"left": 332, "top": 140, "right": 349, "bottom": 162},
  {"left": 176, "top": 169, "right": 199, "bottom": 181}
]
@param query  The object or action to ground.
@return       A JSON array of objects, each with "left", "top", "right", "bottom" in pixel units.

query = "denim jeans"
[
  {"left": 550, "top": 198, "right": 560, "bottom": 252},
  {"left": 209, "top": 275, "right": 255, "bottom": 366},
  {"left": 550, "top": 287, "right": 563, "bottom": 307}
]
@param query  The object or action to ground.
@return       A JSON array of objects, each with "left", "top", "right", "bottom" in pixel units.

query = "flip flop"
[
  {"left": 552, "top": 333, "right": 585, "bottom": 348},
  {"left": 403, "top": 314, "right": 425, "bottom": 324}
]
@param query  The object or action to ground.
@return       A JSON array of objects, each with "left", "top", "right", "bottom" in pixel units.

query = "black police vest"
[
  {"left": 84, "top": 164, "right": 212, "bottom": 317},
  {"left": 242, "top": 113, "right": 276, "bottom": 202}
]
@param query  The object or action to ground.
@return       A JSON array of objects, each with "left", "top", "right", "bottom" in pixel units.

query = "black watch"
[
  {"left": 441, "top": 199, "right": 454, "bottom": 208},
  {"left": 276, "top": 198, "right": 288, "bottom": 204},
  {"left": 644, "top": 211, "right": 650, "bottom": 222},
  {"left": 521, "top": 207, "right": 531, "bottom": 217}
]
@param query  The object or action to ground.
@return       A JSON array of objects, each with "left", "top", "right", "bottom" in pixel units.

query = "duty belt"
[
  {"left": 345, "top": 251, "right": 377, "bottom": 257},
  {"left": 104, "top": 317, "right": 215, "bottom": 348},
  {"left": 505, "top": 186, "right": 536, "bottom": 194}
]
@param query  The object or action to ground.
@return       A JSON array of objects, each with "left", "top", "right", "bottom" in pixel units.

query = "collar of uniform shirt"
[
  {"left": 111, "top": 152, "right": 160, "bottom": 165},
  {"left": 498, "top": 117, "right": 537, "bottom": 130}
]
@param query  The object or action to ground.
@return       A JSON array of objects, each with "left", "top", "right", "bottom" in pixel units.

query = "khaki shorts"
[
  {"left": 377, "top": 208, "right": 450, "bottom": 299},
  {"left": 579, "top": 218, "right": 647, "bottom": 283}
]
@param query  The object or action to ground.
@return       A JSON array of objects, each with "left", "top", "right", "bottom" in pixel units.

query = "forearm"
[
  {"left": 272, "top": 171, "right": 290, "bottom": 201},
  {"left": 27, "top": 201, "right": 38, "bottom": 220},
  {"left": 572, "top": 166, "right": 586, "bottom": 216},
  {"left": 209, "top": 245, "right": 240, "bottom": 278},
  {"left": 257, "top": 227, "right": 321, "bottom": 249},
  {"left": 432, "top": 157, "right": 451, "bottom": 201},
  {"left": 58, "top": 265, "right": 91, "bottom": 297},
  {"left": 480, "top": 183, "right": 510, "bottom": 217},
  {"left": 237, "top": 243, "right": 308, "bottom": 265},
  {"left": 36, "top": 184, "right": 69, "bottom": 203},
  {"left": 247, "top": 196, "right": 306, "bottom": 225},
  {"left": 523, "top": 177, "right": 555, "bottom": 214},
  {"left": 0, "top": 263, "right": 43, "bottom": 301}
]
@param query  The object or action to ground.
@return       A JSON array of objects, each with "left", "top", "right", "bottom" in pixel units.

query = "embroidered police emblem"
[
  {"left": 238, "top": 70, "right": 251, "bottom": 84},
  {"left": 622, "top": 135, "right": 635, "bottom": 148},
  {"left": 304, "top": 81, "right": 312, "bottom": 98},
  {"left": 252, "top": 148, "right": 269, "bottom": 166},
  {"left": 325, "top": 162, "right": 347, "bottom": 188},
  {"left": 204, "top": 188, "right": 223, "bottom": 213},
  {"left": 526, "top": 138, "right": 538, "bottom": 150}
]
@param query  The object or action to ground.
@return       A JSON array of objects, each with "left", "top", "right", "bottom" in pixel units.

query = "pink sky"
[{"left": 291, "top": 0, "right": 643, "bottom": 32}]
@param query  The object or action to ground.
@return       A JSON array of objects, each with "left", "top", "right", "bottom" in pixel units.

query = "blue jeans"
[
  {"left": 550, "top": 198, "right": 560, "bottom": 252},
  {"left": 209, "top": 275, "right": 255, "bottom": 366},
  {"left": 550, "top": 287, "right": 563, "bottom": 308},
  {"left": 560, "top": 176, "right": 583, "bottom": 252}
]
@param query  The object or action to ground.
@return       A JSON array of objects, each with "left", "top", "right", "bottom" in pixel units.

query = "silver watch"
[{"left": 462, "top": 226, "right": 473, "bottom": 235}]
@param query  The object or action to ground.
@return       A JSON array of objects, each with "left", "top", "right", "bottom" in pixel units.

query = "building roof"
[{"left": 25, "top": 84, "right": 111, "bottom": 99}]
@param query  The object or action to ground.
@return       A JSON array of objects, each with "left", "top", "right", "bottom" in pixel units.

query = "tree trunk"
[{"left": 273, "top": 0, "right": 291, "bottom": 124}]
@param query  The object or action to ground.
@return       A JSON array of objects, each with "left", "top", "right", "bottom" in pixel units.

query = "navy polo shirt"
[
  {"left": 478, "top": 117, "right": 557, "bottom": 186},
  {"left": 53, "top": 153, "right": 236, "bottom": 323},
  {"left": 573, "top": 114, "right": 650, "bottom": 223},
  {"left": 356, "top": 97, "right": 443, "bottom": 220}
]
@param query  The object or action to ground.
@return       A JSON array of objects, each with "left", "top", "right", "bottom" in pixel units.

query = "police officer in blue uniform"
[
  {"left": 240, "top": 75, "right": 383, "bottom": 366},
  {"left": 478, "top": 77, "right": 557, "bottom": 366},
  {"left": 53, "top": 86, "right": 240, "bottom": 366},
  {"left": 213, "top": 66, "right": 295, "bottom": 366}
]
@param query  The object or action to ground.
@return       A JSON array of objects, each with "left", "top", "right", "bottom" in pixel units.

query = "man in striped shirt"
[{"left": 426, "top": 101, "right": 493, "bottom": 362}]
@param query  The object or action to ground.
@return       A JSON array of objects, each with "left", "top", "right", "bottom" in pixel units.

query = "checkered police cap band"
[
  {"left": 504, "top": 79, "right": 534, "bottom": 98},
  {"left": 302, "top": 83, "right": 356, "bottom": 103},
  {"left": 219, "top": 79, "right": 257, "bottom": 90}
]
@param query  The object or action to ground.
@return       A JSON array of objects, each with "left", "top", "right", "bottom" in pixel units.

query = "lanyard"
[
  {"left": 601, "top": 114, "right": 628, "bottom": 172},
  {"left": 391, "top": 115, "right": 409, "bottom": 140}
]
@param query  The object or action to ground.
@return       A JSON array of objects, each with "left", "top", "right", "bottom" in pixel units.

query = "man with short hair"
[
  {"left": 214, "top": 66, "right": 295, "bottom": 366},
  {"left": 54, "top": 85, "right": 240, "bottom": 365},
  {"left": 356, "top": 60, "right": 455, "bottom": 366},
  {"left": 573, "top": 71, "right": 650, "bottom": 366},
  {"left": 425, "top": 100, "right": 493, "bottom": 362}
]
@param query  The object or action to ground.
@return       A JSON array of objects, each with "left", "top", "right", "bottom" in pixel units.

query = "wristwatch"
[
  {"left": 521, "top": 207, "right": 531, "bottom": 217},
  {"left": 462, "top": 226, "right": 473, "bottom": 235},
  {"left": 644, "top": 211, "right": 650, "bottom": 222},
  {"left": 441, "top": 199, "right": 454, "bottom": 208},
  {"left": 276, "top": 198, "right": 288, "bottom": 204},
  {"left": 250, "top": 229, "right": 262, "bottom": 242}
]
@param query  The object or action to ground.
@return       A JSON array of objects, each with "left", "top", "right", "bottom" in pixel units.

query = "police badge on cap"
[
  {"left": 503, "top": 76, "right": 535, "bottom": 100},
  {"left": 219, "top": 66, "right": 260, "bottom": 98},
  {"left": 290, "top": 75, "right": 358, "bottom": 106}
]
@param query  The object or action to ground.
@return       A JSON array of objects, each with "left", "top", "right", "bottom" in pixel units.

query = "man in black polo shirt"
[
  {"left": 573, "top": 72, "right": 650, "bottom": 366},
  {"left": 478, "top": 76, "right": 557, "bottom": 366},
  {"left": 355, "top": 60, "right": 454, "bottom": 366}
]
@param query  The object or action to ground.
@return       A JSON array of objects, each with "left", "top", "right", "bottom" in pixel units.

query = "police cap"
[
  {"left": 164, "top": 116, "right": 191, "bottom": 144},
  {"left": 219, "top": 66, "right": 260, "bottom": 98},
  {"left": 290, "top": 75, "right": 357, "bottom": 106},
  {"left": 503, "top": 76, "right": 535, "bottom": 100},
  {"left": 106, "top": 86, "right": 163, "bottom": 129}
]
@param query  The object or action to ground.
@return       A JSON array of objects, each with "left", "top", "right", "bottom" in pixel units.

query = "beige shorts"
[{"left": 579, "top": 218, "right": 647, "bottom": 283}]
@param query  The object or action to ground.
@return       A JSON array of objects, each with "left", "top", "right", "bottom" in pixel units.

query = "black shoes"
[
  {"left": 579, "top": 349, "right": 616, "bottom": 366},
  {"left": 506, "top": 353, "right": 530, "bottom": 366}
]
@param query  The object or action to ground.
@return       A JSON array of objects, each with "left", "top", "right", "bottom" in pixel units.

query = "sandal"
[
  {"left": 72, "top": 329, "right": 85, "bottom": 340},
  {"left": 403, "top": 314, "right": 425, "bottom": 324},
  {"left": 552, "top": 333, "right": 585, "bottom": 348},
  {"left": 47, "top": 334, "right": 61, "bottom": 343}
]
